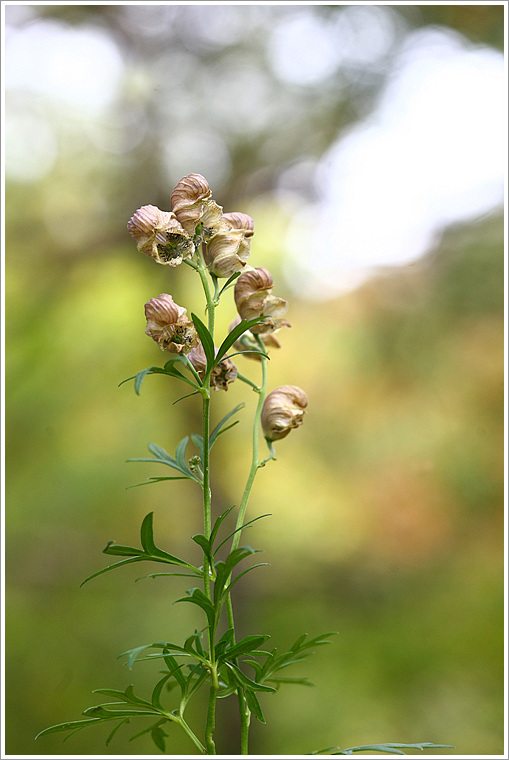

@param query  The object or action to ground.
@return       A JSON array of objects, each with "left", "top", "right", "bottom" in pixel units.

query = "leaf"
[
  {"left": 126, "top": 476, "right": 190, "bottom": 489},
  {"left": 191, "top": 313, "right": 215, "bottom": 370},
  {"left": 214, "top": 547, "right": 258, "bottom": 604},
  {"left": 35, "top": 718, "right": 103, "bottom": 739},
  {"left": 209, "top": 505, "right": 236, "bottom": 549},
  {"left": 214, "top": 317, "right": 266, "bottom": 365},
  {"left": 80, "top": 557, "right": 142, "bottom": 587},
  {"left": 105, "top": 718, "right": 129, "bottom": 746},
  {"left": 214, "top": 513, "right": 270, "bottom": 554},
  {"left": 151, "top": 673, "right": 172, "bottom": 711},
  {"left": 175, "top": 436, "right": 192, "bottom": 474},
  {"left": 215, "top": 628, "right": 235, "bottom": 659},
  {"left": 209, "top": 403, "right": 245, "bottom": 449},
  {"left": 151, "top": 724, "right": 168, "bottom": 753},
  {"left": 147, "top": 442, "right": 177, "bottom": 464},
  {"left": 128, "top": 718, "right": 167, "bottom": 743},
  {"left": 311, "top": 743, "right": 455, "bottom": 756},
  {"left": 223, "top": 563, "right": 269, "bottom": 596},
  {"left": 225, "top": 662, "right": 276, "bottom": 693},
  {"left": 175, "top": 588, "right": 216, "bottom": 631},
  {"left": 162, "top": 651, "right": 187, "bottom": 691},
  {"left": 92, "top": 686, "right": 152, "bottom": 708},
  {"left": 220, "top": 635, "right": 271, "bottom": 662},
  {"left": 192, "top": 534, "right": 213, "bottom": 565},
  {"left": 191, "top": 433, "right": 204, "bottom": 463},
  {"left": 245, "top": 690, "right": 266, "bottom": 724}
]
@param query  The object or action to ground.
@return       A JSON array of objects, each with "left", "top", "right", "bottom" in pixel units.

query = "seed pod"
[
  {"left": 261, "top": 385, "right": 308, "bottom": 441},
  {"left": 188, "top": 342, "right": 238, "bottom": 391},
  {"left": 170, "top": 173, "right": 225, "bottom": 239},
  {"left": 127, "top": 205, "right": 194, "bottom": 266},
  {"left": 234, "top": 267, "right": 290, "bottom": 334},
  {"left": 144, "top": 294, "right": 199, "bottom": 354}
]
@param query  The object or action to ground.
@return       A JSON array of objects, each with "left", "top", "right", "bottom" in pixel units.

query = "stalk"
[{"left": 225, "top": 339, "right": 269, "bottom": 754}]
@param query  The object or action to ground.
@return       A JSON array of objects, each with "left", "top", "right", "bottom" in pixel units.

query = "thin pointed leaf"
[
  {"left": 214, "top": 317, "right": 266, "bottom": 365},
  {"left": 173, "top": 389, "right": 201, "bottom": 405},
  {"left": 214, "top": 513, "right": 271, "bottom": 554},
  {"left": 151, "top": 724, "right": 168, "bottom": 753},
  {"left": 245, "top": 690, "right": 266, "bottom": 723},
  {"left": 35, "top": 718, "right": 105, "bottom": 739},
  {"left": 105, "top": 718, "right": 130, "bottom": 746},
  {"left": 126, "top": 476, "right": 190, "bottom": 489},
  {"left": 129, "top": 718, "right": 167, "bottom": 743},
  {"left": 218, "top": 271, "right": 241, "bottom": 297},
  {"left": 192, "top": 534, "right": 213, "bottom": 564},
  {"left": 175, "top": 436, "right": 192, "bottom": 474},
  {"left": 80, "top": 557, "right": 142, "bottom": 587},
  {"left": 151, "top": 673, "right": 172, "bottom": 711},
  {"left": 92, "top": 686, "right": 152, "bottom": 708},
  {"left": 162, "top": 651, "right": 187, "bottom": 691},
  {"left": 225, "top": 662, "right": 276, "bottom": 693},
  {"left": 175, "top": 588, "right": 216, "bottom": 631},
  {"left": 209, "top": 505, "right": 236, "bottom": 548},
  {"left": 209, "top": 403, "right": 245, "bottom": 449},
  {"left": 221, "top": 635, "right": 271, "bottom": 662},
  {"left": 191, "top": 313, "right": 215, "bottom": 369}
]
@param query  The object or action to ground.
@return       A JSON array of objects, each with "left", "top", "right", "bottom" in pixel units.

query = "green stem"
[
  {"left": 177, "top": 715, "right": 207, "bottom": 754},
  {"left": 225, "top": 340, "right": 269, "bottom": 755}
]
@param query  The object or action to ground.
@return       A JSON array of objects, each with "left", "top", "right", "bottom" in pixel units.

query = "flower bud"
[
  {"left": 127, "top": 205, "right": 194, "bottom": 266},
  {"left": 144, "top": 294, "right": 199, "bottom": 354},
  {"left": 188, "top": 342, "right": 238, "bottom": 391},
  {"left": 261, "top": 385, "right": 308, "bottom": 441},
  {"left": 170, "top": 173, "right": 225, "bottom": 239},
  {"left": 234, "top": 267, "right": 290, "bottom": 334},
  {"left": 228, "top": 315, "right": 281, "bottom": 361}
]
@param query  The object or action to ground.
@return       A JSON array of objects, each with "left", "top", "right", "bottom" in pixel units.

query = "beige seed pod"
[
  {"left": 170, "top": 173, "right": 226, "bottom": 238},
  {"left": 144, "top": 294, "right": 199, "bottom": 354},
  {"left": 261, "top": 385, "right": 308, "bottom": 441},
  {"left": 223, "top": 212, "right": 255, "bottom": 238},
  {"left": 127, "top": 205, "right": 194, "bottom": 266},
  {"left": 234, "top": 267, "right": 289, "bottom": 334}
]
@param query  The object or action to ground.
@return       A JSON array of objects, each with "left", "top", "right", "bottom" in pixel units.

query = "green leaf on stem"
[
  {"left": 244, "top": 690, "right": 266, "bottom": 724},
  {"left": 209, "top": 403, "right": 245, "bottom": 448},
  {"left": 213, "top": 546, "right": 258, "bottom": 605},
  {"left": 224, "top": 661, "right": 276, "bottom": 693},
  {"left": 214, "top": 317, "right": 266, "bottom": 366},
  {"left": 209, "top": 505, "right": 236, "bottom": 548},
  {"left": 220, "top": 634, "right": 271, "bottom": 662},
  {"left": 151, "top": 673, "right": 172, "bottom": 712},
  {"left": 310, "top": 743, "right": 454, "bottom": 756},
  {"left": 105, "top": 718, "right": 130, "bottom": 746},
  {"left": 93, "top": 686, "right": 152, "bottom": 708},
  {"left": 151, "top": 724, "right": 169, "bottom": 753},
  {"left": 175, "top": 588, "right": 216, "bottom": 631},
  {"left": 215, "top": 628, "right": 235, "bottom": 659},
  {"left": 191, "top": 312, "right": 215, "bottom": 370}
]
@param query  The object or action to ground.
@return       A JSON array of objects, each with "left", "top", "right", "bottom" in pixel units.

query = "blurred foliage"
[{"left": 5, "top": 3, "right": 504, "bottom": 757}]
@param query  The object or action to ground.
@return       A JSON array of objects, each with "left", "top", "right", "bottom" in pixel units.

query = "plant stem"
[
  {"left": 195, "top": 244, "right": 219, "bottom": 754},
  {"left": 225, "top": 340, "right": 269, "bottom": 755}
]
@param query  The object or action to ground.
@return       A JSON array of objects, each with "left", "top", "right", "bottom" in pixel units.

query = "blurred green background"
[{"left": 5, "top": 4, "right": 504, "bottom": 757}]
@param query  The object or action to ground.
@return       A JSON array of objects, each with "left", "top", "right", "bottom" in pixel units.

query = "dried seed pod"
[
  {"left": 234, "top": 267, "right": 290, "bottom": 334},
  {"left": 170, "top": 173, "right": 225, "bottom": 238},
  {"left": 127, "top": 205, "right": 194, "bottom": 266},
  {"left": 261, "top": 385, "right": 308, "bottom": 441},
  {"left": 188, "top": 342, "right": 238, "bottom": 391},
  {"left": 204, "top": 228, "right": 251, "bottom": 278},
  {"left": 222, "top": 212, "right": 255, "bottom": 237},
  {"left": 144, "top": 294, "right": 199, "bottom": 354}
]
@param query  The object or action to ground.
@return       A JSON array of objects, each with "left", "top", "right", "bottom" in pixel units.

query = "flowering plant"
[{"left": 36, "top": 174, "right": 451, "bottom": 756}]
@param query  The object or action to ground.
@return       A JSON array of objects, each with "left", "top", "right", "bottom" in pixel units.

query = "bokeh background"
[{"left": 4, "top": 3, "right": 505, "bottom": 757}]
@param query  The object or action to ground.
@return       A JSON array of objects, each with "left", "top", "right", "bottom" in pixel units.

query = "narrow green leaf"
[
  {"left": 129, "top": 718, "right": 168, "bottom": 743},
  {"left": 214, "top": 317, "right": 266, "bottom": 365},
  {"left": 175, "top": 436, "right": 192, "bottom": 474},
  {"left": 209, "top": 403, "right": 245, "bottom": 449},
  {"left": 147, "top": 442, "right": 177, "bottom": 464},
  {"left": 223, "top": 563, "right": 269, "bottom": 596},
  {"left": 126, "top": 476, "right": 190, "bottom": 489},
  {"left": 80, "top": 557, "right": 142, "bottom": 587},
  {"left": 215, "top": 628, "right": 235, "bottom": 659},
  {"left": 191, "top": 313, "right": 215, "bottom": 369},
  {"left": 209, "top": 505, "right": 236, "bottom": 549},
  {"left": 151, "top": 673, "right": 172, "bottom": 711},
  {"left": 191, "top": 433, "right": 204, "bottom": 463},
  {"left": 221, "top": 635, "right": 271, "bottom": 662},
  {"left": 245, "top": 690, "right": 266, "bottom": 724},
  {"left": 92, "top": 686, "right": 152, "bottom": 708},
  {"left": 214, "top": 513, "right": 271, "bottom": 554},
  {"left": 105, "top": 718, "right": 130, "bottom": 746},
  {"left": 192, "top": 533, "right": 213, "bottom": 565},
  {"left": 218, "top": 271, "right": 241, "bottom": 297},
  {"left": 83, "top": 706, "right": 158, "bottom": 719},
  {"left": 35, "top": 718, "right": 103, "bottom": 739},
  {"left": 103, "top": 542, "right": 142, "bottom": 557},
  {"left": 173, "top": 389, "right": 201, "bottom": 405},
  {"left": 162, "top": 651, "right": 187, "bottom": 691},
  {"left": 175, "top": 589, "right": 216, "bottom": 631},
  {"left": 225, "top": 662, "right": 276, "bottom": 693}
]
